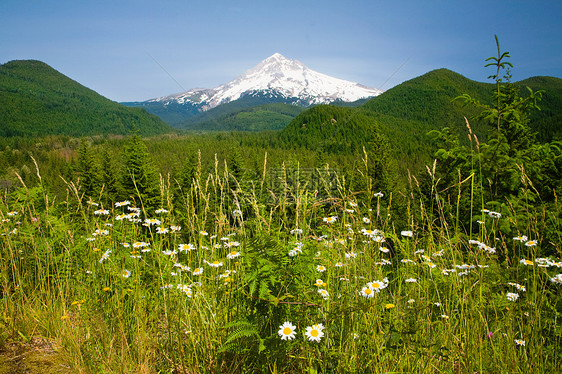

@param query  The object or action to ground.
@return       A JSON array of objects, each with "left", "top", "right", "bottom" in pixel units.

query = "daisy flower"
[
  {"left": 178, "top": 243, "right": 195, "bottom": 252},
  {"left": 513, "top": 235, "right": 528, "bottom": 242},
  {"left": 401, "top": 230, "right": 413, "bottom": 238},
  {"left": 363, "top": 217, "right": 371, "bottom": 224},
  {"left": 506, "top": 292, "right": 519, "bottom": 302},
  {"left": 317, "top": 289, "right": 329, "bottom": 300},
  {"left": 304, "top": 324, "right": 325, "bottom": 342},
  {"left": 360, "top": 286, "right": 375, "bottom": 298},
  {"left": 334, "top": 262, "right": 344, "bottom": 267},
  {"left": 143, "top": 218, "right": 161, "bottom": 226},
  {"left": 155, "top": 208, "right": 169, "bottom": 214},
  {"left": 156, "top": 227, "right": 169, "bottom": 234},
  {"left": 508, "top": 282, "right": 526, "bottom": 292},
  {"left": 314, "top": 279, "right": 325, "bottom": 287},
  {"left": 94, "top": 209, "right": 109, "bottom": 215},
  {"left": 520, "top": 259, "right": 534, "bottom": 266},
  {"left": 278, "top": 322, "right": 297, "bottom": 340},
  {"left": 372, "top": 235, "right": 386, "bottom": 243},
  {"left": 379, "top": 246, "right": 390, "bottom": 253},
  {"left": 514, "top": 339, "right": 525, "bottom": 346},
  {"left": 180, "top": 285, "right": 192, "bottom": 297},
  {"left": 93, "top": 229, "right": 109, "bottom": 236},
  {"left": 525, "top": 240, "right": 538, "bottom": 247},
  {"left": 316, "top": 265, "right": 327, "bottom": 272},
  {"left": 323, "top": 216, "right": 337, "bottom": 223},
  {"left": 114, "top": 200, "right": 130, "bottom": 207},
  {"left": 368, "top": 279, "right": 388, "bottom": 292},
  {"left": 99, "top": 249, "right": 111, "bottom": 263},
  {"left": 550, "top": 274, "right": 562, "bottom": 285},
  {"left": 373, "top": 192, "right": 384, "bottom": 198},
  {"left": 405, "top": 278, "right": 417, "bottom": 283},
  {"left": 121, "top": 269, "right": 131, "bottom": 278},
  {"left": 488, "top": 211, "right": 501, "bottom": 218},
  {"left": 227, "top": 250, "right": 241, "bottom": 259},
  {"left": 193, "top": 267, "right": 203, "bottom": 276},
  {"left": 205, "top": 260, "right": 223, "bottom": 268}
]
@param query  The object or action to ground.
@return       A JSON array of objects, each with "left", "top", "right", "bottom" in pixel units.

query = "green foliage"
[
  {"left": 0, "top": 60, "right": 173, "bottom": 137},
  {"left": 184, "top": 102, "right": 306, "bottom": 131},
  {"left": 120, "top": 133, "right": 159, "bottom": 208},
  {"left": 427, "top": 35, "right": 562, "bottom": 253}
]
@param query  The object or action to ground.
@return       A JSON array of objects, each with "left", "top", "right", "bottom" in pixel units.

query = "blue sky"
[{"left": 1, "top": 0, "right": 561, "bottom": 102}]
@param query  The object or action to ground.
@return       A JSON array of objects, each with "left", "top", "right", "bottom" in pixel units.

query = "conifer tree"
[
  {"left": 121, "top": 132, "right": 159, "bottom": 208},
  {"left": 76, "top": 139, "right": 100, "bottom": 200}
]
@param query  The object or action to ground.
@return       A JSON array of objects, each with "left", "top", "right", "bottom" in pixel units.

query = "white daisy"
[{"left": 278, "top": 322, "right": 297, "bottom": 340}]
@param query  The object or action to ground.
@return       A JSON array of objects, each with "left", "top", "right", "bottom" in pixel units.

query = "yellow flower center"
[
  {"left": 366, "top": 289, "right": 372, "bottom": 295},
  {"left": 311, "top": 329, "right": 319, "bottom": 337},
  {"left": 372, "top": 283, "right": 380, "bottom": 289},
  {"left": 230, "top": 251, "right": 237, "bottom": 256},
  {"left": 283, "top": 327, "right": 292, "bottom": 335}
]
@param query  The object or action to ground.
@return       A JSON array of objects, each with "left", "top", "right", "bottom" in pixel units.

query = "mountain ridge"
[
  {"left": 0, "top": 59, "right": 173, "bottom": 137},
  {"left": 124, "top": 53, "right": 382, "bottom": 127}
]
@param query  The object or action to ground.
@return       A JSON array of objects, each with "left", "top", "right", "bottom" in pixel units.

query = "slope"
[
  {"left": 0, "top": 60, "right": 173, "bottom": 137},
  {"left": 183, "top": 102, "right": 306, "bottom": 131}
]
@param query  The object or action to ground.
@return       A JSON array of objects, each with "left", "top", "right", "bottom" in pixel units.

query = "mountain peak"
[
  {"left": 151, "top": 54, "right": 382, "bottom": 109},
  {"left": 265, "top": 52, "right": 288, "bottom": 61}
]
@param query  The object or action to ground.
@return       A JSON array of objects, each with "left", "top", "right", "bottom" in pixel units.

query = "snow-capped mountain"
[{"left": 150, "top": 53, "right": 382, "bottom": 110}]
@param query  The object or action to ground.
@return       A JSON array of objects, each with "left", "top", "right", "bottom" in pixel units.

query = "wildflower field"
[
  {"left": 1, "top": 38, "right": 562, "bottom": 373},
  {"left": 1, "top": 154, "right": 561, "bottom": 373}
]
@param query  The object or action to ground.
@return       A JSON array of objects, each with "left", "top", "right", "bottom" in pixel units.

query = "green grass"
[{"left": 1, "top": 154, "right": 561, "bottom": 373}]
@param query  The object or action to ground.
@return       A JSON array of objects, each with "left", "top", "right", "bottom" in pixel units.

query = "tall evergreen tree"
[
  {"left": 121, "top": 133, "right": 159, "bottom": 209},
  {"left": 76, "top": 139, "right": 100, "bottom": 200}
]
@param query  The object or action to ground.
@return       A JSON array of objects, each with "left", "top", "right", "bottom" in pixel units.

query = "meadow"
[
  {"left": 1, "top": 145, "right": 561, "bottom": 373},
  {"left": 1, "top": 39, "right": 561, "bottom": 373}
]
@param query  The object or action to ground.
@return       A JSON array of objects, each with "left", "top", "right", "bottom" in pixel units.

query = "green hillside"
[
  {"left": 519, "top": 76, "right": 562, "bottom": 141},
  {"left": 184, "top": 102, "right": 306, "bottom": 131},
  {"left": 0, "top": 60, "right": 173, "bottom": 137},
  {"left": 362, "top": 69, "right": 493, "bottom": 135},
  {"left": 280, "top": 69, "right": 562, "bottom": 173}
]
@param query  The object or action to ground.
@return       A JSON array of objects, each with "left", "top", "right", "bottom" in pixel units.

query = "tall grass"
[{"left": 1, "top": 151, "right": 561, "bottom": 373}]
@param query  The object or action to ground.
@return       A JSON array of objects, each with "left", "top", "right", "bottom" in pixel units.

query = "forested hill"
[
  {"left": 0, "top": 60, "right": 173, "bottom": 137},
  {"left": 519, "top": 76, "right": 562, "bottom": 142},
  {"left": 361, "top": 68, "right": 562, "bottom": 142},
  {"left": 362, "top": 69, "right": 491, "bottom": 135},
  {"left": 279, "top": 68, "right": 562, "bottom": 173}
]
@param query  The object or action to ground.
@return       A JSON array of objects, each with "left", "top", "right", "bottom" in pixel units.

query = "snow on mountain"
[{"left": 150, "top": 53, "right": 382, "bottom": 110}]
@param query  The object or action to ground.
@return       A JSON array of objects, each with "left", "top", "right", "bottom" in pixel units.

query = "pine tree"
[
  {"left": 76, "top": 139, "right": 100, "bottom": 200},
  {"left": 121, "top": 133, "right": 159, "bottom": 209}
]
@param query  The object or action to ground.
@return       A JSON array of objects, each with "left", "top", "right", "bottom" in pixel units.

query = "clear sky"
[{"left": 1, "top": 0, "right": 561, "bottom": 102}]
